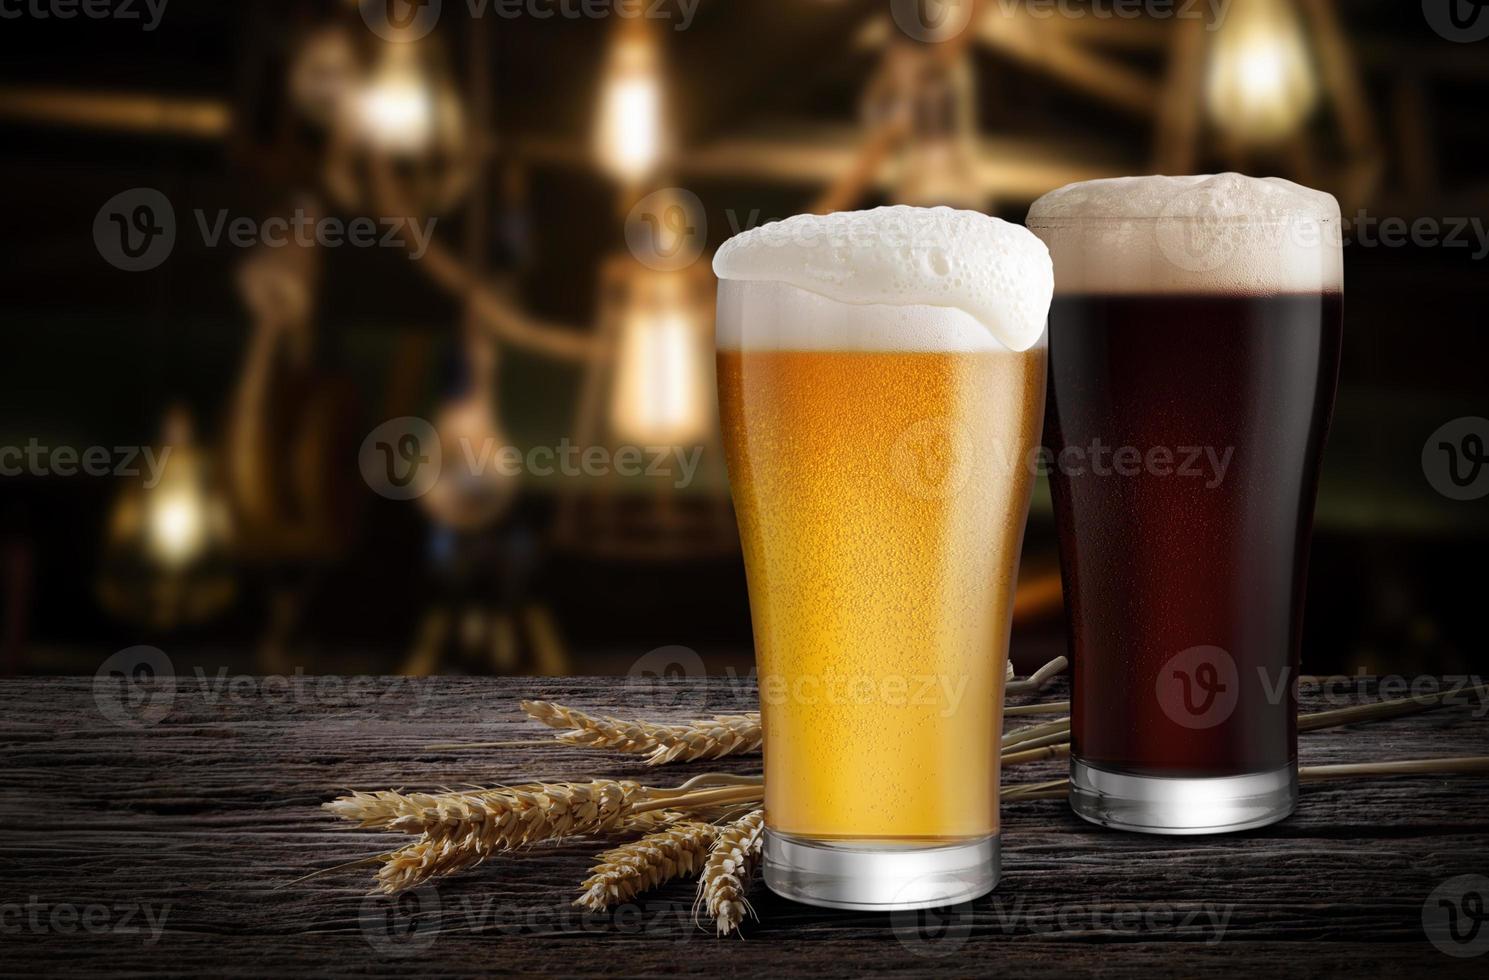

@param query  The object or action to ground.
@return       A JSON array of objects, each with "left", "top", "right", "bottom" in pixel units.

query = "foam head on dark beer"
[
  {"left": 712, "top": 206, "right": 1053, "bottom": 353},
  {"left": 1027, "top": 174, "right": 1342, "bottom": 296}
]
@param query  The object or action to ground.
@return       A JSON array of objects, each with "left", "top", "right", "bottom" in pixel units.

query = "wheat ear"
[
  {"left": 326, "top": 780, "right": 646, "bottom": 843},
  {"left": 696, "top": 809, "right": 765, "bottom": 936},
  {"left": 575, "top": 820, "right": 720, "bottom": 911},
  {"left": 522, "top": 700, "right": 763, "bottom": 765}
]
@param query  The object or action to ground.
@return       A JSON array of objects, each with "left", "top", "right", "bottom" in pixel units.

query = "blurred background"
[{"left": 0, "top": 0, "right": 1484, "bottom": 679}]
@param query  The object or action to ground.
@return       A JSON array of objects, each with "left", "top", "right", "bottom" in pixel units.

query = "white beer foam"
[
  {"left": 717, "top": 279, "right": 1021, "bottom": 353},
  {"left": 712, "top": 206, "right": 1053, "bottom": 353},
  {"left": 1027, "top": 174, "right": 1343, "bottom": 295}
]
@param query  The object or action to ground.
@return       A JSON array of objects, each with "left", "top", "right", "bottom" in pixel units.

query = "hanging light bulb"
[
  {"left": 1205, "top": 0, "right": 1319, "bottom": 144},
  {"left": 144, "top": 408, "right": 221, "bottom": 568},
  {"left": 594, "top": 22, "right": 666, "bottom": 184},
  {"left": 98, "top": 406, "right": 235, "bottom": 628},
  {"left": 323, "top": 34, "right": 469, "bottom": 213},
  {"left": 609, "top": 266, "right": 711, "bottom": 447},
  {"left": 355, "top": 43, "right": 438, "bottom": 154}
]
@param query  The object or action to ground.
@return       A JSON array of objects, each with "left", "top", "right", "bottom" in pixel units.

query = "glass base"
[
  {"left": 1069, "top": 758, "right": 1296, "bottom": 835},
  {"left": 761, "top": 829, "right": 998, "bottom": 911}
]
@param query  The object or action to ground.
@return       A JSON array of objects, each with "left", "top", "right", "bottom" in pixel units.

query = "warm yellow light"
[
  {"left": 611, "top": 280, "right": 709, "bottom": 446},
  {"left": 1206, "top": 0, "right": 1318, "bottom": 143},
  {"left": 148, "top": 489, "right": 206, "bottom": 567},
  {"left": 356, "top": 49, "right": 435, "bottom": 153},
  {"left": 595, "top": 30, "right": 665, "bottom": 183}
]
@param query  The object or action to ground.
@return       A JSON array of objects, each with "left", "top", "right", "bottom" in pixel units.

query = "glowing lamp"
[
  {"left": 594, "top": 25, "right": 666, "bottom": 184},
  {"left": 1205, "top": 0, "right": 1319, "bottom": 144},
  {"left": 608, "top": 267, "right": 711, "bottom": 447}
]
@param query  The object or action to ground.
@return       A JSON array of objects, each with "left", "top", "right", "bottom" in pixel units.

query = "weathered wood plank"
[{"left": 1, "top": 676, "right": 1486, "bottom": 977}]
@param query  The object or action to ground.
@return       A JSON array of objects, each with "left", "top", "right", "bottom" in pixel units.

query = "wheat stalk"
[
  {"left": 696, "top": 809, "right": 765, "bottom": 936},
  {"left": 522, "top": 700, "right": 763, "bottom": 765},
  {"left": 575, "top": 820, "right": 720, "bottom": 911},
  {"left": 326, "top": 780, "right": 646, "bottom": 846}
]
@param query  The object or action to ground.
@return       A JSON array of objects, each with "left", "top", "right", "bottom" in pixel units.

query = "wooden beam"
[
  {"left": 0, "top": 87, "right": 229, "bottom": 139},
  {"left": 1153, "top": 11, "right": 1207, "bottom": 173},
  {"left": 553, "top": 125, "right": 1132, "bottom": 201},
  {"left": 975, "top": 9, "right": 1160, "bottom": 115},
  {"left": 1301, "top": 0, "right": 1383, "bottom": 208}
]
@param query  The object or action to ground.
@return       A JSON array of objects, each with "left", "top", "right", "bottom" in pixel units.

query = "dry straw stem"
[
  {"left": 1005, "top": 657, "right": 1069, "bottom": 695},
  {"left": 696, "top": 809, "right": 766, "bottom": 937},
  {"left": 1001, "top": 718, "right": 1071, "bottom": 749},
  {"left": 1006, "top": 700, "right": 1071, "bottom": 716},
  {"left": 1002, "top": 742, "right": 1072, "bottom": 767},
  {"left": 522, "top": 700, "right": 762, "bottom": 766},
  {"left": 575, "top": 820, "right": 720, "bottom": 911},
  {"left": 1298, "top": 683, "right": 1489, "bottom": 732}
]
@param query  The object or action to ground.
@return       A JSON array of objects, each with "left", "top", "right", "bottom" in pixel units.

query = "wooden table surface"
[{"left": 3, "top": 674, "right": 1487, "bottom": 977}]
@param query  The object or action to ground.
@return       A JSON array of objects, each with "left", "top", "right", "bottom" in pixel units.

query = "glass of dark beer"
[{"left": 1027, "top": 174, "right": 1343, "bottom": 834}]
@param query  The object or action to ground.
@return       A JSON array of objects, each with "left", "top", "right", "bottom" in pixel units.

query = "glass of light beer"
[
  {"left": 1027, "top": 174, "right": 1343, "bottom": 834},
  {"left": 714, "top": 207, "right": 1052, "bottom": 908}
]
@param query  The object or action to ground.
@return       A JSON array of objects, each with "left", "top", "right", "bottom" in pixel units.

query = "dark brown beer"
[{"left": 1045, "top": 291, "right": 1343, "bottom": 778}]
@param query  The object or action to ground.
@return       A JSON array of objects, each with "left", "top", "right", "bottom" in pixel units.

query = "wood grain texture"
[{"left": 1, "top": 675, "right": 1487, "bottom": 978}]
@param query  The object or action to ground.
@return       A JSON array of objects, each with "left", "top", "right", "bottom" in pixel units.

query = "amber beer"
[
  {"left": 713, "top": 207, "right": 1052, "bottom": 910},
  {"left": 1028, "top": 174, "right": 1343, "bottom": 835}
]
